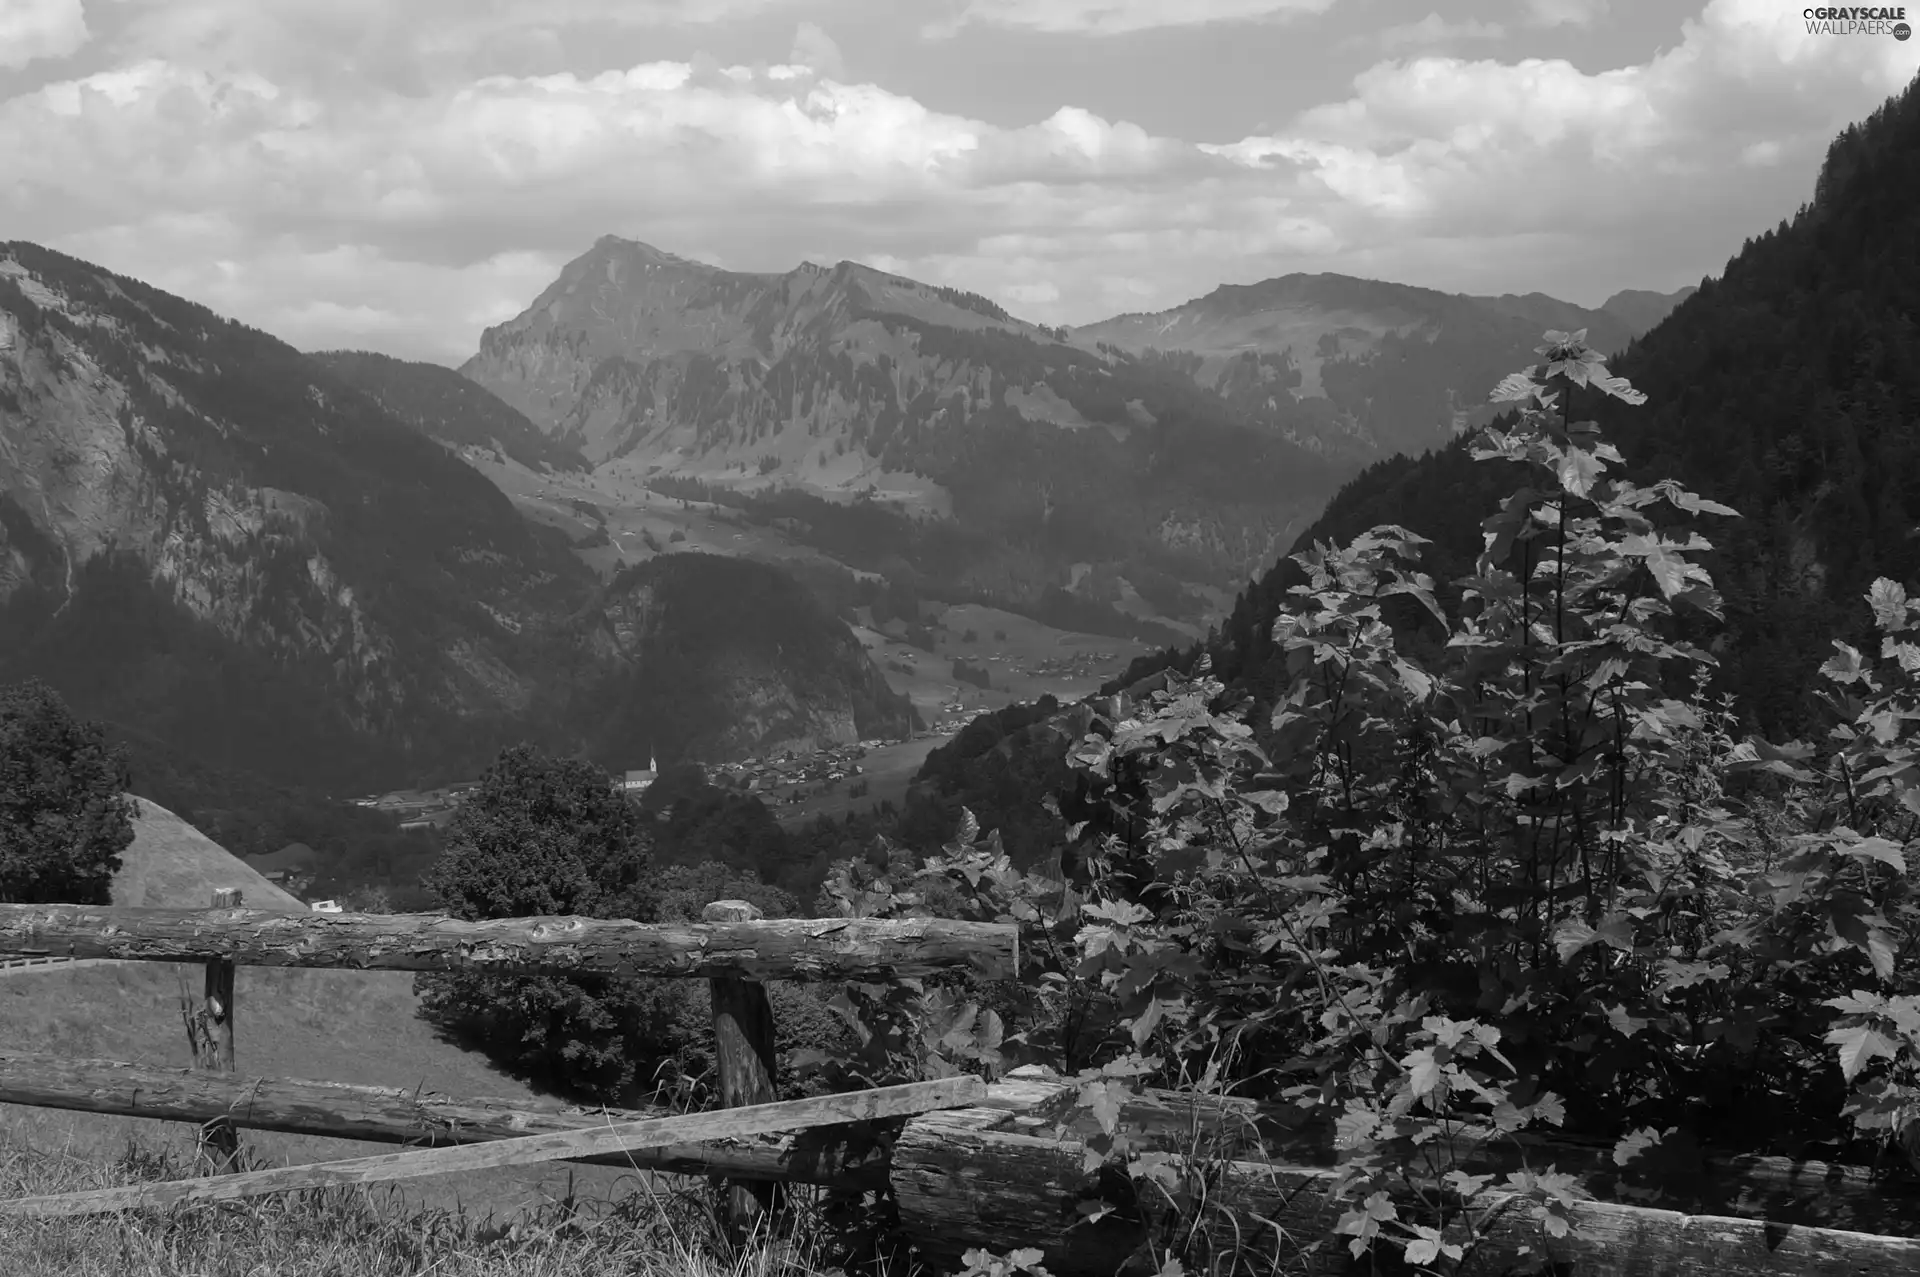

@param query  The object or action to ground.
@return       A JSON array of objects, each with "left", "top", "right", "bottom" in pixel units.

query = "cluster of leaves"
[
  {"left": 818, "top": 331, "right": 1920, "bottom": 1273},
  {"left": 792, "top": 830, "right": 1013, "bottom": 1094}
]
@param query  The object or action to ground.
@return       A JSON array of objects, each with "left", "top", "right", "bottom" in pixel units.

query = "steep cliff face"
[
  {"left": 0, "top": 247, "right": 552, "bottom": 743},
  {"left": 0, "top": 244, "right": 913, "bottom": 787}
]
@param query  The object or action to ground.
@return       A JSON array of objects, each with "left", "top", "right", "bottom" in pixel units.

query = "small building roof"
[{"left": 244, "top": 843, "right": 322, "bottom": 874}]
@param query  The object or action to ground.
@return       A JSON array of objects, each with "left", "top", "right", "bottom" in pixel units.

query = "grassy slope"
[
  {"left": 0, "top": 962, "right": 639, "bottom": 1220},
  {"left": 113, "top": 796, "right": 310, "bottom": 912}
]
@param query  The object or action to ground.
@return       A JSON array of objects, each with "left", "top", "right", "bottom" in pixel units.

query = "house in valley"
[{"left": 243, "top": 842, "right": 322, "bottom": 896}]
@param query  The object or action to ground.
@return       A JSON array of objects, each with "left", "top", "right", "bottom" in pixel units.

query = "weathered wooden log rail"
[
  {"left": 0, "top": 903, "right": 1017, "bottom": 981},
  {"left": 894, "top": 1069, "right": 1920, "bottom": 1276},
  {"left": 4, "top": 901, "right": 1919, "bottom": 1274},
  {"left": 0, "top": 1052, "right": 890, "bottom": 1190}
]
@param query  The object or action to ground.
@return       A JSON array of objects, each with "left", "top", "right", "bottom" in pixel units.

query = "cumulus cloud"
[
  {"left": 1207, "top": 0, "right": 1915, "bottom": 274},
  {"left": 0, "top": 0, "right": 1914, "bottom": 361},
  {"left": 928, "top": 0, "right": 1339, "bottom": 37},
  {"left": 0, "top": 0, "right": 91, "bottom": 68}
]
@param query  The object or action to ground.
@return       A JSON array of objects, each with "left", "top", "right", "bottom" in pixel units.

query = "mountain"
[
  {"left": 308, "top": 350, "right": 589, "bottom": 474},
  {"left": 1598, "top": 286, "right": 1698, "bottom": 334},
  {"left": 460, "top": 236, "right": 1347, "bottom": 598},
  {"left": 0, "top": 243, "right": 912, "bottom": 794},
  {"left": 1071, "top": 275, "right": 1696, "bottom": 462},
  {"left": 576, "top": 553, "right": 916, "bottom": 763},
  {"left": 1127, "top": 75, "right": 1920, "bottom": 740}
]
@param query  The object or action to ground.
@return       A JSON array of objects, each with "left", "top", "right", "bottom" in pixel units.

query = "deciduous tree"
[{"left": 0, "top": 679, "right": 134, "bottom": 904}]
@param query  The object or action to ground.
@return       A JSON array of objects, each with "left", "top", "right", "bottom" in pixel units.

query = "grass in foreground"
[{"left": 0, "top": 1132, "right": 860, "bottom": 1277}]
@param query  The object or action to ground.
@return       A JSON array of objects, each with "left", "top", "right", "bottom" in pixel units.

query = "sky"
[{"left": 1, "top": 0, "right": 1915, "bottom": 364}]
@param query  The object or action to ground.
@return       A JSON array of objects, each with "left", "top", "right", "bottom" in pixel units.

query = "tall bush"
[
  {"left": 844, "top": 332, "right": 1920, "bottom": 1272},
  {"left": 415, "top": 743, "right": 660, "bottom": 1101}
]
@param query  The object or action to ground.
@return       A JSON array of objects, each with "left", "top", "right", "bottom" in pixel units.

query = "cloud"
[
  {"left": 1523, "top": 0, "right": 1610, "bottom": 28},
  {"left": 96, "top": 0, "right": 794, "bottom": 91},
  {"left": 0, "top": 0, "right": 91, "bottom": 68},
  {"left": 1370, "top": 14, "right": 1507, "bottom": 51},
  {"left": 1, "top": 0, "right": 1914, "bottom": 362},
  {"left": 928, "top": 0, "right": 1338, "bottom": 37},
  {"left": 788, "top": 22, "right": 845, "bottom": 80},
  {"left": 1209, "top": 0, "right": 1915, "bottom": 240}
]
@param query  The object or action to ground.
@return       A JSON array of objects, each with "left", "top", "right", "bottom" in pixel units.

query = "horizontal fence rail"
[
  {"left": 0, "top": 904, "right": 1018, "bottom": 982},
  {"left": 0, "top": 1051, "right": 888, "bottom": 1190},
  {"left": 893, "top": 1069, "right": 1920, "bottom": 1277},
  {"left": 1, "top": 1078, "right": 986, "bottom": 1219}
]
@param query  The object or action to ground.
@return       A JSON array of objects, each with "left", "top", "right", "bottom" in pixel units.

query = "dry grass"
[{"left": 0, "top": 1130, "right": 856, "bottom": 1277}]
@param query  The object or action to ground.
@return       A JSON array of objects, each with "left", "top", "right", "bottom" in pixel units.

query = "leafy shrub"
[
  {"left": 415, "top": 744, "right": 659, "bottom": 1102},
  {"left": 816, "top": 332, "right": 1920, "bottom": 1272}
]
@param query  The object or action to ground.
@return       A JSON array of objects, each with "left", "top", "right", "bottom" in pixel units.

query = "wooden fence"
[{"left": 2, "top": 899, "right": 1919, "bottom": 1275}]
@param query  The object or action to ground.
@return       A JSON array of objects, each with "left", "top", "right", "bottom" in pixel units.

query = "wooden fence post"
[
  {"left": 182, "top": 887, "right": 242, "bottom": 1172},
  {"left": 702, "top": 900, "right": 781, "bottom": 1237}
]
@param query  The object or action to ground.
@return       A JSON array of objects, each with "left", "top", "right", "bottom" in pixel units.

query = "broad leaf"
[{"left": 1826, "top": 1022, "right": 1900, "bottom": 1082}]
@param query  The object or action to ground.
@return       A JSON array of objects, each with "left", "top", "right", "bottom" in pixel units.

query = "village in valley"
[{"left": 330, "top": 632, "right": 1138, "bottom": 839}]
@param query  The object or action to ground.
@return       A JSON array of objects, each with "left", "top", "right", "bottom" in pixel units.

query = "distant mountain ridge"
[
  {"left": 0, "top": 243, "right": 913, "bottom": 793},
  {"left": 1071, "top": 273, "right": 1697, "bottom": 460},
  {"left": 460, "top": 239, "right": 1693, "bottom": 617},
  {"left": 309, "top": 350, "right": 589, "bottom": 474},
  {"left": 460, "top": 235, "right": 1348, "bottom": 601}
]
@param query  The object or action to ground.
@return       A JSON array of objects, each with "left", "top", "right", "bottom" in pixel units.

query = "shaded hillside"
[
  {"left": 0, "top": 245, "right": 921, "bottom": 797},
  {"left": 571, "top": 552, "right": 916, "bottom": 763},
  {"left": 461, "top": 237, "right": 1344, "bottom": 594},
  {"left": 309, "top": 350, "right": 588, "bottom": 474},
  {"left": 1123, "top": 75, "right": 1920, "bottom": 740},
  {"left": 0, "top": 242, "right": 588, "bottom": 788},
  {"left": 1599, "top": 286, "right": 1699, "bottom": 333},
  {"left": 1072, "top": 274, "right": 1690, "bottom": 463}
]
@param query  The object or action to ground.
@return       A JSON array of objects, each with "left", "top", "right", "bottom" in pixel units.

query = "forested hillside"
[
  {"left": 1118, "top": 75, "right": 1920, "bottom": 740},
  {"left": 309, "top": 350, "right": 590, "bottom": 474}
]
